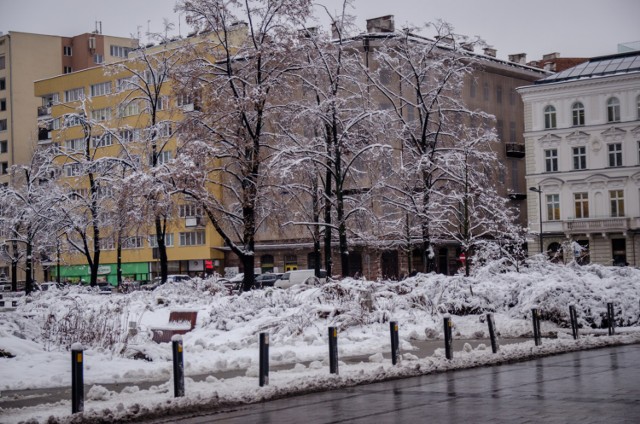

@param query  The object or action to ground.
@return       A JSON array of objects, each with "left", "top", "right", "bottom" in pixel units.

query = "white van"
[{"left": 274, "top": 269, "right": 327, "bottom": 289}]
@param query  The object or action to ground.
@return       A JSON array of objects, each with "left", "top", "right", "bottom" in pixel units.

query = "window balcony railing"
[
  {"left": 505, "top": 143, "right": 525, "bottom": 158},
  {"left": 563, "top": 217, "right": 629, "bottom": 233},
  {"left": 37, "top": 106, "right": 52, "bottom": 117}
]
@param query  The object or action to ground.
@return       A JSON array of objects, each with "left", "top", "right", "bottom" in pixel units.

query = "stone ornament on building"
[
  {"left": 566, "top": 130, "right": 590, "bottom": 146},
  {"left": 590, "top": 138, "right": 603, "bottom": 152},
  {"left": 538, "top": 133, "right": 562, "bottom": 148},
  {"left": 601, "top": 127, "right": 626, "bottom": 142}
]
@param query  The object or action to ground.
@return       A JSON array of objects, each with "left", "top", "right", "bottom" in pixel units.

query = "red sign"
[
  {"left": 205, "top": 260, "right": 214, "bottom": 270},
  {"left": 459, "top": 252, "right": 466, "bottom": 263}
]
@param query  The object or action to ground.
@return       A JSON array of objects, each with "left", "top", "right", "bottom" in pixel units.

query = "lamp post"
[{"left": 529, "top": 186, "right": 543, "bottom": 253}]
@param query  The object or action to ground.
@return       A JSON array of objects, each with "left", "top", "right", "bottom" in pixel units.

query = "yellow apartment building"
[
  {"left": 0, "top": 30, "right": 135, "bottom": 284},
  {"left": 34, "top": 47, "right": 226, "bottom": 284}
]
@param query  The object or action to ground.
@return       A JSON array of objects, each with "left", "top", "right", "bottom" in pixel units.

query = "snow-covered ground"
[{"left": 1, "top": 260, "right": 639, "bottom": 423}]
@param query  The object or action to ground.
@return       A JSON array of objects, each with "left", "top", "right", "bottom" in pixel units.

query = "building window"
[
  {"left": 610, "top": 190, "right": 624, "bottom": 217},
  {"left": 64, "top": 88, "right": 84, "bottom": 102},
  {"left": 608, "top": 143, "right": 622, "bottom": 167},
  {"left": 572, "top": 146, "right": 586, "bottom": 170},
  {"left": 122, "top": 236, "right": 144, "bottom": 249},
  {"left": 65, "top": 138, "right": 85, "bottom": 151},
  {"left": 544, "top": 149, "right": 558, "bottom": 172},
  {"left": 496, "top": 119, "right": 503, "bottom": 141},
  {"left": 179, "top": 203, "right": 204, "bottom": 217},
  {"left": 544, "top": 105, "right": 557, "bottom": 129},
  {"left": 0, "top": 119, "right": 6, "bottom": 132},
  {"left": 482, "top": 82, "right": 489, "bottom": 101},
  {"left": 94, "top": 54, "right": 104, "bottom": 64},
  {"left": 116, "top": 77, "right": 133, "bottom": 92},
  {"left": 118, "top": 102, "right": 139, "bottom": 117},
  {"left": 64, "top": 66, "right": 73, "bottom": 74},
  {"left": 110, "top": 45, "right": 131, "bottom": 58},
  {"left": 92, "top": 133, "right": 113, "bottom": 148},
  {"left": 0, "top": 55, "right": 5, "bottom": 69},
  {"left": 509, "top": 121, "right": 516, "bottom": 143},
  {"left": 64, "top": 163, "right": 82, "bottom": 177},
  {"left": 546, "top": 194, "right": 560, "bottom": 221},
  {"left": 90, "top": 82, "right": 111, "bottom": 97},
  {"left": 63, "top": 46, "right": 72, "bottom": 56},
  {"left": 607, "top": 97, "right": 621, "bottom": 123},
  {"left": 0, "top": 98, "right": 6, "bottom": 111},
  {"left": 572, "top": 102, "right": 585, "bottom": 126},
  {"left": 496, "top": 85, "right": 503, "bottom": 104},
  {"left": 149, "top": 233, "right": 174, "bottom": 248},
  {"left": 509, "top": 88, "right": 517, "bottom": 106},
  {"left": 64, "top": 114, "right": 82, "bottom": 127},
  {"left": 149, "top": 150, "right": 172, "bottom": 166},
  {"left": 574, "top": 193, "right": 589, "bottom": 218},
  {"left": 119, "top": 129, "right": 139, "bottom": 143},
  {"left": 0, "top": 140, "right": 7, "bottom": 153},
  {"left": 179, "top": 231, "right": 205, "bottom": 246},
  {"left": 100, "top": 238, "right": 115, "bottom": 250},
  {"left": 1, "top": 162, "right": 7, "bottom": 175},
  {"left": 157, "top": 96, "right": 169, "bottom": 111},
  {"left": 0, "top": 78, "right": 5, "bottom": 90},
  {"left": 90, "top": 107, "right": 111, "bottom": 122},
  {"left": 469, "top": 79, "right": 476, "bottom": 98}
]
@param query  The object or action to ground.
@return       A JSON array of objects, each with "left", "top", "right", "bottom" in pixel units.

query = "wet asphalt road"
[{"left": 151, "top": 344, "right": 640, "bottom": 424}]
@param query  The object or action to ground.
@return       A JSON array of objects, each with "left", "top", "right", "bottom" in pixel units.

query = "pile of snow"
[{"left": 1, "top": 261, "right": 639, "bottom": 423}]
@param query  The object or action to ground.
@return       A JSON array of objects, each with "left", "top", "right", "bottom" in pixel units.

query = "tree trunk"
[
  {"left": 155, "top": 217, "right": 168, "bottom": 283},
  {"left": 11, "top": 239, "right": 18, "bottom": 292},
  {"left": 25, "top": 240, "right": 33, "bottom": 294},
  {"left": 116, "top": 236, "right": 122, "bottom": 288}
]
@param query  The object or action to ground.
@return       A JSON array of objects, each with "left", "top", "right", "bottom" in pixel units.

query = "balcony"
[
  {"left": 37, "top": 127, "right": 51, "bottom": 143},
  {"left": 508, "top": 192, "right": 527, "bottom": 200},
  {"left": 505, "top": 143, "right": 525, "bottom": 158},
  {"left": 37, "top": 106, "right": 52, "bottom": 118},
  {"left": 563, "top": 217, "right": 629, "bottom": 234}
]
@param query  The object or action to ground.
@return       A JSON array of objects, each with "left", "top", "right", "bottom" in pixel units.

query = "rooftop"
[{"left": 536, "top": 50, "right": 640, "bottom": 84}]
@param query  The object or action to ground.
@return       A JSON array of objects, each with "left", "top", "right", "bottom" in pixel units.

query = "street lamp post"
[{"left": 529, "top": 186, "right": 543, "bottom": 254}]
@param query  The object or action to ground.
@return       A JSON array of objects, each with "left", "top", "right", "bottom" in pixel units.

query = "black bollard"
[
  {"left": 569, "top": 305, "right": 579, "bottom": 340},
  {"left": 328, "top": 327, "right": 339, "bottom": 374},
  {"left": 71, "top": 344, "right": 84, "bottom": 414},
  {"left": 444, "top": 316, "right": 453, "bottom": 360},
  {"left": 172, "top": 336, "right": 185, "bottom": 397},
  {"left": 259, "top": 332, "right": 269, "bottom": 386},
  {"left": 487, "top": 313, "right": 499, "bottom": 353},
  {"left": 390, "top": 321, "right": 400, "bottom": 365},
  {"left": 607, "top": 302, "right": 615, "bottom": 336},
  {"left": 531, "top": 308, "right": 542, "bottom": 346}
]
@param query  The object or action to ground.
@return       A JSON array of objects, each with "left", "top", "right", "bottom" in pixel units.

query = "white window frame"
[
  {"left": 122, "top": 236, "right": 144, "bottom": 249},
  {"left": 118, "top": 102, "right": 139, "bottom": 118},
  {"left": 546, "top": 194, "right": 560, "bottom": 221},
  {"left": 572, "top": 146, "right": 587, "bottom": 170},
  {"left": 65, "top": 138, "right": 85, "bottom": 151},
  {"left": 608, "top": 143, "right": 623, "bottom": 167},
  {"left": 149, "top": 233, "right": 174, "bottom": 248},
  {"left": 544, "top": 105, "right": 557, "bottom": 129},
  {"left": 92, "top": 133, "right": 113, "bottom": 148},
  {"left": 64, "top": 163, "right": 82, "bottom": 177},
  {"left": 64, "top": 87, "right": 85, "bottom": 102},
  {"left": 90, "top": 82, "right": 111, "bottom": 97},
  {"left": 90, "top": 108, "right": 111, "bottom": 122},
  {"left": 574, "top": 192, "right": 589, "bottom": 219},
  {"left": 544, "top": 149, "right": 558, "bottom": 172},
  {"left": 609, "top": 190, "right": 625, "bottom": 217},
  {"left": 179, "top": 231, "right": 206, "bottom": 246},
  {"left": 572, "top": 102, "right": 585, "bottom": 126},
  {"left": 607, "top": 97, "right": 621, "bottom": 123}
]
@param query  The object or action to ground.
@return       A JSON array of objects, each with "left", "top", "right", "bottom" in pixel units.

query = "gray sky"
[{"left": 1, "top": 0, "right": 639, "bottom": 61}]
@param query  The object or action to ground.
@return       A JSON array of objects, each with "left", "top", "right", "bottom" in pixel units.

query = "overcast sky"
[{"left": 1, "top": 0, "right": 639, "bottom": 61}]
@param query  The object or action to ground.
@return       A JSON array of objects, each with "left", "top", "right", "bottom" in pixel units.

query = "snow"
[{"left": 1, "top": 261, "right": 639, "bottom": 423}]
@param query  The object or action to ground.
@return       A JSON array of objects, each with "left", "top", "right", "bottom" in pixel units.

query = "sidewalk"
[{"left": 0, "top": 338, "right": 524, "bottom": 409}]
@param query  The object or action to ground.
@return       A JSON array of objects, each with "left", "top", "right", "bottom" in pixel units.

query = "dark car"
[{"left": 255, "top": 273, "right": 282, "bottom": 288}]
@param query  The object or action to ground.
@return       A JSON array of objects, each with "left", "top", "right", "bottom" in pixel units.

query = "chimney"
[
  {"left": 542, "top": 52, "right": 560, "bottom": 61},
  {"left": 366, "top": 15, "right": 395, "bottom": 34},
  {"left": 508, "top": 53, "right": 527, "bottom": 64},
  {"left": 483, "top": 47, "right": 497, "bottom": 57}
]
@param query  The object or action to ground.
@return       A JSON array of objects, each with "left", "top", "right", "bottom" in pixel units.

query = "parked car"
[
  {"left": 97, "top": 282, "right": 113, "bottom": 294},
  {"left": 255, "top": 273, "right": 282, "bottom": 288},
  {"left": 143, "top": 274, "right": 191, "bottom": 291},
  {"left": 274, "top": 269, "right": 327, "bottom": 289}
]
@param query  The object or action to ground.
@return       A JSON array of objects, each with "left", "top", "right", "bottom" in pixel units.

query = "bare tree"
[
  {"left": 0, "top": 148, "right": 63, "bottom": 293},
  {"left": 366, "top": 22, "right": 485, "bottom": 273},
  {"left": 172, "top": 0, "right": 313, "bottom": 291}
]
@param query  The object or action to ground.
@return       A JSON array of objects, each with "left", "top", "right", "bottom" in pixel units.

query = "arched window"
[
  {"left": 571, "top": 102, "right": 585, "bottom": 126},
  {"left": 607, "top": 97, "right": 620, "bottom": 123},
  {"left": 544, "top": 105, "right": 556, "bottom": 129}
]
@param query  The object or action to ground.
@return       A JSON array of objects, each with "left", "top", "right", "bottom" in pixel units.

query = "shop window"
[{"left": 261, "top": 254, "right": 274, "bottom": 273}]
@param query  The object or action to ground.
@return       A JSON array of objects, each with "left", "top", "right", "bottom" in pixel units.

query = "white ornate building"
[{"left": 519, "top": 51, "right": 640, "bottom": 265}]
